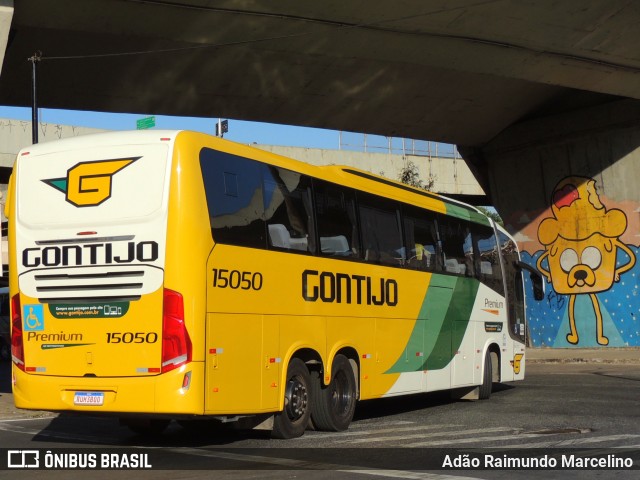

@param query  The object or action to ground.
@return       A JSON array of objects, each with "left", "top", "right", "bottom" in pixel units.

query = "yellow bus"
[{"left": 7, "top": 130, "right": 541, "bottom": 438}]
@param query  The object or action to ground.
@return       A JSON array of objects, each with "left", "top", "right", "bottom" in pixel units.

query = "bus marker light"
[
  {"left": 269, "top": 357, "right": 281, "bottom": 363},
  {"left": 415, "top": 352, "right": 424, "bottom": 357},
  {"left": 270, "top": 382, "right": 277, "bottom": 388},
  {"left": 362, "top": 354, "right": 372, "bottom": 359},
  {"left": 209, "top": 348, "right": 224, "bottom": 354},
  {"left": 182, "top": 372, "right": 191, "bottom": 390},
  {"left": 137, "top": 367, "right": 160, "bottom": 373},
  {"left": 25, "top": 366, "right": 45, "bottom": 372},
  {"left": 212, "top": 387, "right": 219, "bottom": 393}
]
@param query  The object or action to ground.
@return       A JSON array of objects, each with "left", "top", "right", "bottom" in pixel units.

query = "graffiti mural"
[{"left": 510, "top": 176, "right": 640, "bottom": 347}]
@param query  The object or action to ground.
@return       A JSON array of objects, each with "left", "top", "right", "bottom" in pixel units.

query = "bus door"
[{"left": 497, "top": 230, "right": 543, "bottom": 381}]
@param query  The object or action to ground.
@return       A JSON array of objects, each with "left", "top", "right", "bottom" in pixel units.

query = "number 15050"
[{"left": 212, "top": 269, "right": 263, "bottom": 290}]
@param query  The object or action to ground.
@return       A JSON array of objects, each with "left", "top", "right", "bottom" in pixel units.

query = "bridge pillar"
[{"left": 469, "top": 98, "right": 640, "bottom": 348}]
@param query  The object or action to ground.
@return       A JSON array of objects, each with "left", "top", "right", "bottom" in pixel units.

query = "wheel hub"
[{"left": 285, "top": 376, "right": 308, "bottom": 421}]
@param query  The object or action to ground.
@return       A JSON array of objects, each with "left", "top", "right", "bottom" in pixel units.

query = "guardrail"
[{"left": 338, "top": 132, "right": 460, "bottom": 158}]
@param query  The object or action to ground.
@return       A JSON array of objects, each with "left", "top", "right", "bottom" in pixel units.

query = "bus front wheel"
[
  {"left": 311, "top": 354, "right": 357, "bottom": 432},
  {"left": 479, "top": 350, "right": 497, "bottom": 400},
  {"left": 272, "top": 358, "right": 312, "bottom": 439}
]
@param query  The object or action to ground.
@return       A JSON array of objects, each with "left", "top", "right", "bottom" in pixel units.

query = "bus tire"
[
  {"left": 479, "top": 350, "right": 493, "bottom": 400},
  {"left": 272, "top": 358, "right": 312, "bottom": 439},
  {"left": 310, "top": 354, "right": 357, "bottom": 432}
]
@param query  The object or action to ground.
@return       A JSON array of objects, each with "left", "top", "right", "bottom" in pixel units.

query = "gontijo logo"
[{"left": 42, "top": 157, "right": 139, "bottom": 207}]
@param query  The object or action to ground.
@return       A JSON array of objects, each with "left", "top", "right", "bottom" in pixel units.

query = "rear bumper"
[{"left": 12, "top": 361, "right": 205, "bottom": 415}]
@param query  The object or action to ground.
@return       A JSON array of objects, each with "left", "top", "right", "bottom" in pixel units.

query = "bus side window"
[
  {"left": 358, "top": 193, "right": 404, "bottom": 267},
  {"left": 471, "top": 224, "right": 504, "bottom": 295},
  {"left": 438, "top": 216, "right": 474, "bottom": 277},
  {"left": 200, "top": 149, "right": 267, "bottom": 249},
  {"left": 314, "top": 180, "right": 360, "bottom": 258},
  {"left": 263, "top": 166, "right": 315, "bottom": 254},
  {"left": 403, "top": 206, "right": 441, "bottom": 272}
]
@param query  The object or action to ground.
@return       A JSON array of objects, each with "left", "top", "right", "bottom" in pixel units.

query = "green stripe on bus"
[
  {"left": 431, "top": 276, "right": 479, "bottom": 370},
  {"left": 386, "top": 276, "right": 479, "bottom": 374}
]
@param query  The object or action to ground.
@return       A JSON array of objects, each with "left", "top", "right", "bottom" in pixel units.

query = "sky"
[{"left": 0, "top": 105, "right": 457, "bottom": 157}]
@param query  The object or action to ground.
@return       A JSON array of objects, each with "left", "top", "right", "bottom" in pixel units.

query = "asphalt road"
[{"left": 0, "top": 362, "right": 638, "bottom": 479}]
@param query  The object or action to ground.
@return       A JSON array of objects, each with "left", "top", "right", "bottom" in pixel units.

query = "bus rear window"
[
  {"left": 200, "top": 149, "right": 267, "bottom": 249},
  {"left": 17, "top": 144, "right": 169, "bottom": 227}
]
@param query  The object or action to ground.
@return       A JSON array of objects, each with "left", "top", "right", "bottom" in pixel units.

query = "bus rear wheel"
[
  {"left": 272, "top": 358, "right": 312, "bottom": 439},
  {"left": 311, "top": 354, "right": 357, "bottom": 432}
]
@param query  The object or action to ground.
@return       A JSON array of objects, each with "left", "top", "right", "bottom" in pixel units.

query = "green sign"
[{"left": 136, "top": 116, "right": 155, "bottom": 130}]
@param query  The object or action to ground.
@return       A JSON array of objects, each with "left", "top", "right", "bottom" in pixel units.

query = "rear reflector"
[{"left": 11, "top": 294, "right": 25, "bottom": 371}]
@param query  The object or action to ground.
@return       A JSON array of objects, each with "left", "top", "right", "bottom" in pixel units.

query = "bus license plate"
[{"left": 74, "top": 392, "right": 104, "bottom": 406}]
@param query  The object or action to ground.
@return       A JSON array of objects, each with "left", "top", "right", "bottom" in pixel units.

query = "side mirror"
[
  {"left": 530, "top": 271, "right": 545, "bottom": 301},
  {"left": 515, "top": 261, "right": 545, "bottom": 301}
]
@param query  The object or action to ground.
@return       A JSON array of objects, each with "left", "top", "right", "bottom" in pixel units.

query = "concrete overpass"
[
  {"left": 1, "top": 1, "right": 640, "bottom": 348},
  {"left": 1, "top": 1, "right": 639, "bottom": 148}
]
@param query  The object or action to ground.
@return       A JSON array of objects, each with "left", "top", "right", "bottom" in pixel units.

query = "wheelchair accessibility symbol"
[{"left": 23, "top": 304, "right": 44, "bottom": 331}]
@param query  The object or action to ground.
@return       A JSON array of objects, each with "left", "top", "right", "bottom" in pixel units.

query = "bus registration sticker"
[{"left": 74, "top": 392, "right": 104, "bottom": 406}]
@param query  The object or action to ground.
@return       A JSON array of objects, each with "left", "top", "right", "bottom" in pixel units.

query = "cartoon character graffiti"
[{"left": 536, "top": 176, "right": 636, "bottom": 345}]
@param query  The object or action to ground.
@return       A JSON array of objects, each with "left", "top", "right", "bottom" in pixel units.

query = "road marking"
[
  {"left": 0, "top": 415, "right": 56, "bottom": 423},
  {"left": 0, "top": 423, "right": 42, "bottom": 435},
  {"left": 512, "top": 434, "right": 640, "bottom": 449},
  {"left": 0, "top": 422, "right": 121, "bottom": 444},
  {"left": 341, "top": 427, "right": 513, "bottom": 445},
  {"left": 302, "top": 424, "right": 461, "bottom": 440},
  {"left": 407, "top": 431, "right": 554, "bottom": 447},
  {"left": 345, "top": 470, "right": 483, "bottom": 479}
]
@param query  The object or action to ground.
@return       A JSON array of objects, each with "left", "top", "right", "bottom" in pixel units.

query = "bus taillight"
[
  {"left": 11, "top": 294, "right": 25, "bottom": 371},
  {"left": 161, "top": 289, "right": 192, "bottom": 373}
]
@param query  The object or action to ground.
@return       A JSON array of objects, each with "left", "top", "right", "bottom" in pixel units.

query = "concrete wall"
[
  {"left": 0, "top": 118, "right": 104, "bottom": 166},
  {"left": 0, "top": 118, "right": 105, "bottom": 221},
  {"left": 0, "top": 121, "right": 483, "bottom": 197},
  {"left": 485, "top": 99, "right": 640, "bottom": 348}
]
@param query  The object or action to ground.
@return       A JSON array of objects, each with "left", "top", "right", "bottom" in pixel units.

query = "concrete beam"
[{"left": 1, "top": 1, "right": 638, "bottom": 146}]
